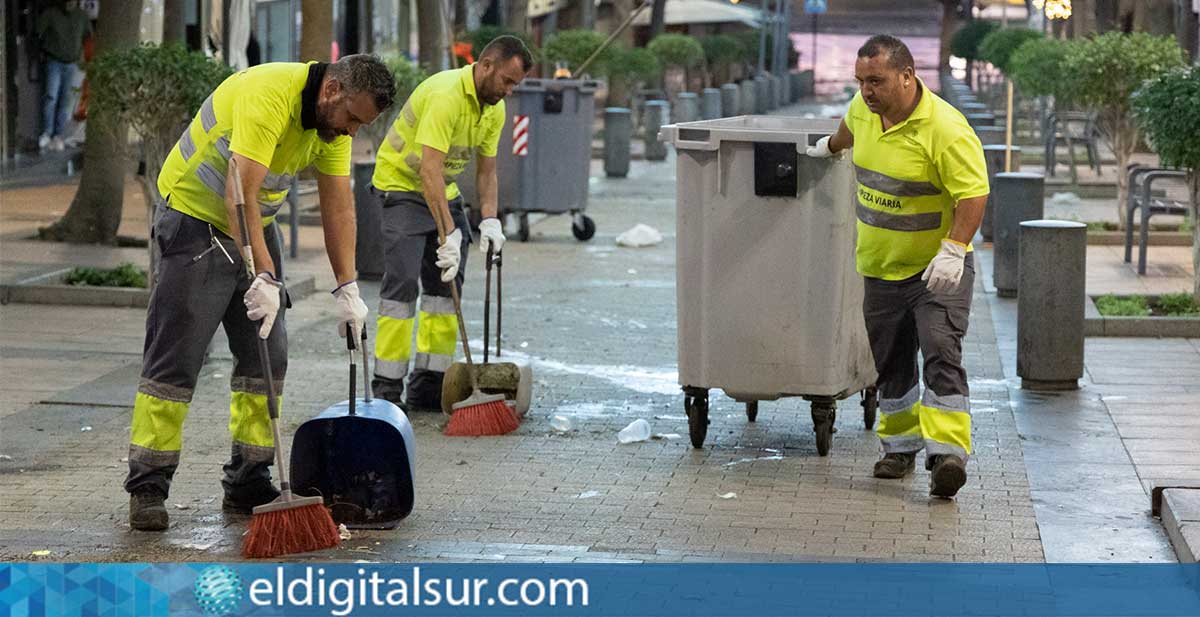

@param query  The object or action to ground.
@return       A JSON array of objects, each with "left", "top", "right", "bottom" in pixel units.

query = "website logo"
[{"left": 194, "top": 565, "right": 244, "bottom": 616}]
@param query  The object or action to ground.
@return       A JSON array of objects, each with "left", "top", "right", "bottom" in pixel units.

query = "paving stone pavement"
[{"left": 0, "top": 144, "right": 1057, "bottom": 564}]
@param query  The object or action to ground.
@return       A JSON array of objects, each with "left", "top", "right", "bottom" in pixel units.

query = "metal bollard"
[
  {"left": 643, "top": 100, "right": 669, "bottom": 161},
  {"left": 701, "top": 88, "right": 722, "bottom": 120},
  {"left": 754, "top": 75, "right": 769, "bottom": 113},
  {"left": 674, "top": 92, "right": 699, "bottom": 123},
  {"left": 992, "top": 172, "right": 1045, "bottom": 298},
  {"left": 966, "top": 112, "right": 995, "bottom": 127},
  {"left": 981, "top": 145, "right": 1022, "bottom": 242},
  {"left": 604, "top": 107, "right": 632, "bottom": 178},
  {"left": 1018, "top": 220, "right": 1087, "bottom": 391},
  {"left": 353, "top": 161, "right": 384, "bottom": 280},
  {"left": 975, "top": 126, "right": 1006, "bottom": 146},
  {"left": 739, "top": 80, "right": 757, "bottom": 116},
  {"left": 720, "top": 83, "right": 739, "bottom": 117}
]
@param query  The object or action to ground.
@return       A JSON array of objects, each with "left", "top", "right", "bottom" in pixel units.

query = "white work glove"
[
  {"left": 244, "top": 272, "right": 283, "bottom": 339},
  {"left": 478, "top": 217, "right": 505, "bottom": 255},
  {"left": 805, "top": 135, "right": 835, "bottom": 158},
  {"left": 436, "top": 228, "right": 463, "bottom": 283},
  {"left": 922, "top": 239, "right": 968, "bottom": 294},
  {"left": 332, "top": 281, "right": 368, "bottom": 339}
]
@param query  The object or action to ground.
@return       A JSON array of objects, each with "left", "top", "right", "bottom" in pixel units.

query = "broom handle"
[
  {"left": 346, "top": 331, "right": 357, "bottom": 416},
  {"left": 361, "top": 328, "right": 372, "bottom": 403},
  {"left": 230, "top": 163, "right": 290, "bottom": 493},
  {"left": 429, "top": 206, "right": 477, "bottom": 377},
  {"left": 483, "top": 246, "right": 492, "bottom": 364}
]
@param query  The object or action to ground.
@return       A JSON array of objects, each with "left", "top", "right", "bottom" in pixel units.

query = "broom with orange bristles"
[
  {"left": 432, "top": 208, "right": 520, "bottom": 437},
  {"left": 226, "top": 163, "right": 340, "bottom": 558}
]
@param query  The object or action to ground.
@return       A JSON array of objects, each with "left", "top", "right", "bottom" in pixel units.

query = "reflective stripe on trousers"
[{"left": 865, "top": 255, "right": 974, "bottom": 463}]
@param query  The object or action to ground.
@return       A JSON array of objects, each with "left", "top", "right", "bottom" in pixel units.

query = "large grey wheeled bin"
[
  {"left": 457, "top": 77, "right": 601, "bottom": 242},
  {"left": 659, "top": 116, "right": 879, "bottom": 455}
]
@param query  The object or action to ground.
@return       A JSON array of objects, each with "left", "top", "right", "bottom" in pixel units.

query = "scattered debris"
[
  {"left": 31, "top": 550, "right": 50, "bottom": 557},
  {"left": 213, "top": 373, "right": 223, "bottom": 379},
  {"left": 652, "top": 433, "right": 682, "bottom": 440},
  {"left": 616, "top": 224, "right": 664, "bottom": 248},
  {"left": 520, "top": 342, "right": 529, "bottom": 348},
  {"left": 455, "top": 460, "right": 468, "bottom": 466},
  {"left": 338, "top": 524, "right": 352, "bottom": 541},
  {"left": 617, "top": 419, "right": 651, "bottom": 444},
  {"left": 173, "top": 504, "right": 190, "bottom": 510},
  {"left": 626, "top": 269, "right": 638, "bottom": 275},
  {"left": 550, "top": 415, "right": 573, "bottom": 432},
  {"left": 654, "top": 415, "right": 688, "bottom": 421},
  {"left": 0, "top": 455, "right": 13, "bottom": 462},
  {"left": 120, "top": 457, "right": 129, "bottom": 463},
  {"left": 723, "top": 455, "right": 785, "bottom": 468},
  {"left": 577, "top": 490, "right": 600, "bottom": 499},
  {"left": 718, "top": 492, "right": 737, "bottom": 500},
  {"left": 80, "top": 426, "right": 93, "bottom": 432}
]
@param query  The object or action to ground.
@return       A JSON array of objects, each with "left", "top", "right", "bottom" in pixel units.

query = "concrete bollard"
[
  {"left": 966, "top": 112, "right": 995, "bottom": 127},
  {"left": 740, "top": 80, "right": 757, "bottom": 116},
  {"left": 975, "top": 125, "right": 1007, "bottom": 146},
  {"left": 754, "top": 75, "right": 769, "bottom": 113},
  {"left": 701, "top": 88, "right": 722, "bottom": 120},
  {"left": 674, "top": 92, "right": 699, "bottom": 124},
  {"left": 778, "top": 74, "right": 791, "bottom": 107},
  {"left": 992, "top": 172, "right": 1045, "bottom": 298},
  {"left": 768, "top": 74, "right": 782, "bottom": 109},
  {"left": 720, "top": 83, "right": 739, "bottom": 117},
  {"left": 354, "top": 161, "right": 384, "bottom": 280},
  {"left": 981, "top": 145, "right": 1023, "bottom": 242},
  {"left": 798, "top": 69, "right": 814, "bottom": 98},
  {"left": 643, "top": 100, "right": 669, "bottom": 161},
  {"left": 604, "top": 107, "right": 632, "bottom": 178},
  {"left": 1017, "top": 220, "right": 1087, "bottom": 391}
]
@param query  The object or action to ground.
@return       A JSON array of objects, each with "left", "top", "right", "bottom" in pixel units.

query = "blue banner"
[
  {"left": 804, "top": 0, "right": 827, "bottom": 14},
  {"left": 2, "top": 563, "right": 1199, "bottom": 616}
]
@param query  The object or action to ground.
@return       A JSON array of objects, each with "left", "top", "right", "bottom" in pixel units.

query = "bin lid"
[
  {"left": 658, "top": 116, "right": 841, "bottom": 152},
  {"left": 514, "top": 77, "right": 602, "bottom": 94}
]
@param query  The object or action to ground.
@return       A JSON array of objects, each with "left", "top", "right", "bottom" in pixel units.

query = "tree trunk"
[
  {"left": 649, "top": 0, "right": 667, "bottom": 39},
  {"left": 301, "top": 0, "right": 333, "bottom": 62},
  {"left": 506, "top": 0, "right": 529, "bottom": 33},
  {"left": 418, "top": 0, "right": 448, "bottom": 72},
  {"left": 1097, "top": 112, "right": 1138, "bottom": 230},
  {"left": 163, "top": 0, "right": 188, "bottom": 45},
  {"left": 559, "top": 0, "right": 596, "bottom": 30},
  {"left": 1191, "top": 171, "right": 1199, "bottom": 302},
  {"left": 38, "top": 0, "right": 143, "bottom": 245},
  {"left": 938, "top": 0, "right": 961, "bottom": 74}
]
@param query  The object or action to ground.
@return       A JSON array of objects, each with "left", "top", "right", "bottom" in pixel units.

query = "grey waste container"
[
  {"left": 604, "top": 107, "right": 632, "bottom": 178},
  {"left": 353, "top": 161, "right": 384, "bottom": 280},
  {"left": 992, "top": 172, "right": 1045, "bottom": 298},
  {"left": 456, "top": 77, "right": 600, "bottom": 242},
  {"left": 701, "top": 88, "right": 722, "bottom": 120},
  {"left": 659, "top": 116, "right": 879, "bottom": 455},
  {"left": 739, "top": 80, "right": 757, "bottom": 116},
  {"left": 981, "top": 145, "right": 1022, "bottom": 242},
  {"left": 674, "top": 92, "right": 699, "bottom": 123}
]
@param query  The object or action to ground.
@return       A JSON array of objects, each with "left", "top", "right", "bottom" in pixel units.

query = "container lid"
[
  {"left": 1020, "top": 219, "right": 1087, "bottom": 229},
  {"left": 514, "top": 77, "right": 602, "bottom": 94},
  {"left": 658, "top": 116, "right": 840, "bottom": 151}
]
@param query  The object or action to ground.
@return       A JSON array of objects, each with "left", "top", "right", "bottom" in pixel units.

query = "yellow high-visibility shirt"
[
  {"left": 844, "top": 80, "right": 989, "bottom": 280},
  {"left": 372, "top": 64, "right": 506, "bottom": 200},
  {"left": 157, "top": 62, "right": 351, "bottom": 235}
]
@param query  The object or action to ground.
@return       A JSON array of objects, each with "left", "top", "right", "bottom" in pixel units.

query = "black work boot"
[
  {"left": 929, "top": 454, "right": 968, "bottom": 498},
  {"left": 222, "top": 482, "right": 281, "bottom": 515},
  {"left": 129, "top": 490, "right": 169, "bottom": 531},
  {"left": 221, "top": 447, "right": 281, "bottom": 514},
  {"left": 873, "top": 452, "right": 917, "bottom": 479},
  {"left": 372, "top": 376, "right": 406, "bottom": 409}
]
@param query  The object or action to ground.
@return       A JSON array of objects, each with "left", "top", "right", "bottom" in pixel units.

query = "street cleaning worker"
[
  {"left": 369, "top": 36, "right": 532, "bottom": 411},
  {"left": 125, "top": 55, "right": 396, "bottom": 530},
  {"left": 805, "top": 35, "right": 989, "bottom": 498}
]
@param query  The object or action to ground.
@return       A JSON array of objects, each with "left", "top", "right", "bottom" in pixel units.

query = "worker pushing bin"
[
  {"left": 659, "top": 116, "right": 878, "bottom": 455},
  {"left": 457, "top": 77, "right": 601, "bottom": 242}
]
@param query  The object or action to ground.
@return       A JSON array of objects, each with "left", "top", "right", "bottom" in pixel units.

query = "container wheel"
[
  {"left": 745, "top": 401, "right": 758, "bottom": 422},
  {"left": 811, "top": 401, "right": 836, "bottom": 457},
  {"left": 571, "top": 214, "right": 596, "bottom": 241},
  {"left": 684, "top": 388, "right": 709, "bottom": 448},
  {"left": 862, "top": 387, "right": 878, "bottom": 430},
  {"left": 517, "top": 213, "right": 530, "bottom": 242}
]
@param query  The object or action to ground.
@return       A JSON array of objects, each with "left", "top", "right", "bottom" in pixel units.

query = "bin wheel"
[
  {"left": 811, "top": 401, "right": 836, "bottom": 457},
  {"left": 517, "top": 213, "right": 530, "bottom": 242},
  {"left": 571, "top": 214, "right": 596, "bottom": 241},
  {"left": 862, "top": 387, "right": 878, "bottom": 430},
  {"left": 684, "top": 388, "right": 709, "bottom": 448},
  {"left": 745, "top": 401, "right": 758, "bottom": 422}
]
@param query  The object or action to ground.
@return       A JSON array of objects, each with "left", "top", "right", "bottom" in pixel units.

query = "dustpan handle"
[
  {"left": 360, "top": 327, "right": 372, "bottom": 403},
  {"left": 495, "top": 250, "right": 502, "bottom": 358},
  {"left": 346, "top": 332, "right": 357, "bottom": 416}
]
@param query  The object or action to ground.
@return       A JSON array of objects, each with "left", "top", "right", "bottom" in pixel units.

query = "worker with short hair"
[
  {"left": 806, "top": 35, "right": 989, "bottom": 498},
  {"left": 370, "top": 36, "right": 533, "bottom": 412},
  {"left": 125, "top": 54, "right": 396, "bottom": 530}
]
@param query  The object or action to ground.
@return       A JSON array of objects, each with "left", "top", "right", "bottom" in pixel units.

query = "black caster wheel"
[
  {"left": 811, "top": 401, "right": 837, "bottom": 457},
  {"left": 571, "top": 214, "right": 596, "bottom": 241},
  {"left": 745, "top": 401, "right": 758, "bottom": 422},
  {"left": 517, "top": 213, "right": 530, "bottom": 242},
  {"left": 684, "top": 388, "right": 709, "bottom": 448},
  {"left": 862, "top": 387, "right": 878, "bottom": 430}
]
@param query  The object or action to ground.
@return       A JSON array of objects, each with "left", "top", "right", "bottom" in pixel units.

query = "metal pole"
[
  {"left": 773, "top": 0, "right": 785, "bottom": 74},
  {"left": 811, "top": 13, "right": 818, "bottom": 80},
  {"left": 758, "top": 0, "right": 769, "bottom": 75}
]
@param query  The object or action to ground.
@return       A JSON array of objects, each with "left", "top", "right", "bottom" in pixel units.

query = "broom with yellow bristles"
[
  {"left": 226, "top": 163, "right": 340, "bottom": 558},
  {"left": 430, "top": 207, "right": 520, "bottom": 437}
]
